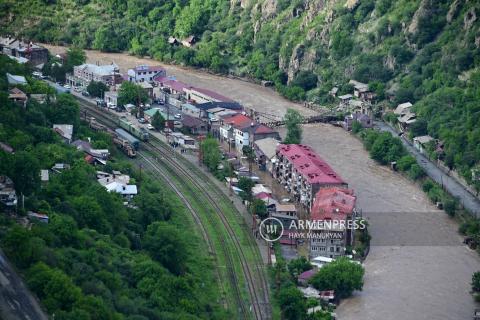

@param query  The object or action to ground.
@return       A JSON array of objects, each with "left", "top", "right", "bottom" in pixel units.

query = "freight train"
[
  {"left": 115, "top": 128, "right": 140, "bottom": 150},
  {"left": 118, "top": 116, "right": 149, "bottom": 142}
]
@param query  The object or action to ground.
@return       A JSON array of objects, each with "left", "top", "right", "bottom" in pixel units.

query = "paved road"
[
  {"left": 375, "top": 121, "right": 480, "bottom": 217},
  {"left": 0, "top": 250, "right": 48, "bottom": 320}
]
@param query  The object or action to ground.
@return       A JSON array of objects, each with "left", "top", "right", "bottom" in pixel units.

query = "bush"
[
  {"left": 422, "top": 179, "right": 435, "bottom": 192},
  {"left": 407, "top": 164, "right": 425, "bottom": 180},
  {"left": 310, "top": 258, "right": 364, "bottom": 299},
  {"left": 472, "top": 272, "right": 480, "bottom": 292},
  {"left": 397, "top": 155, "right": 416, "bottom": 172}
]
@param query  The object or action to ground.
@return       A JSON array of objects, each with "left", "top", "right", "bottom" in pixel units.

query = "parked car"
[
  {"left": 81, "top": 91, "right": 90, "bottom": 97},
  {"left": 138, "top": 118, "right": 146, "bottom": 124},
  {"left": 64, "top": 84, "right": 71, "bottom": 89},
  {"left": 147, "top": 124, "right": 155, "bottom": 130},
  {"left": 174, "top": 113, "right": 182, "bottom": 119}
]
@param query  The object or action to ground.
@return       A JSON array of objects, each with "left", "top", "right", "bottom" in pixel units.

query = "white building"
[
  {"left": 68, "top": 63, "right": 121, "bottom": 88},
  {"left": 127, "top": 65, "right": 166, "bottom": 83}
]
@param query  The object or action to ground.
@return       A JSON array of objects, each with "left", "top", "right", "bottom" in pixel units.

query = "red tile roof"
[
  {"left": 224, "top": 114, "right": 253, "bottom": 128},
  {"left": 277, "top": 144, "right": 345, "bottom": 185},
  {"left": 311, "top": 188, "right": 356, "bottom": 221}
]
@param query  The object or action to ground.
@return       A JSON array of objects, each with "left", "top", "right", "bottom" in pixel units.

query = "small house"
[
  {"left": 413, "top": 135, "right": 434, "bottom": 154},
  {"left": 8, "top": 87, "right": 28, "bottom": 106},
  {"left": 53, "top": 124, "right": 73, "bottom": 144},
  {"left": 394, "top": 102, "right": 413, "bottom": 116}
]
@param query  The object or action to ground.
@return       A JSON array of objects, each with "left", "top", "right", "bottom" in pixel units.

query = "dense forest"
[
  {"left": 0, "top": 55, "right": 226, "bottom": 319},
  {"left": 1, "top": 0, "right": 479, "bottom": 190}
]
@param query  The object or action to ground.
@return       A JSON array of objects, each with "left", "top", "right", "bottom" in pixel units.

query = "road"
[
  {"left": 375, "top": 121, "right": 480, "bottom": 217},
  {"left": 41, "top": 44, "right": 480, "bottom": 319},
  {"left": 0, "top": 250, "right": 48, "bottom": 320},
  {"left": 288, "top": 123, "right": 480, "bottom": 320}
]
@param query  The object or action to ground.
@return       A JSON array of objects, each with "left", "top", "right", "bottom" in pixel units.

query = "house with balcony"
[
  {"left": 309, "top": 187, "right": 356, "bottom": 259},
  {"left": 219, "top": 114, "right": 280, "bottom": 151},
  {"left": 127, "top": 65, "right": 166, "bottom": 83},
  {"left": 272, "top": 144, "right": 347, "bottom": 210}
]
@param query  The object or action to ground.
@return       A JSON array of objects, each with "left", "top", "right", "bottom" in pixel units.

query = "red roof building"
[
  {"left": 273, "top": 144, "right": 347, "bottom": 210},
  {"left": 309, "top": 187, "right": 356, "bottom": 259},
  {"left": 219, "top": 114, "right": 280, "bottom": 151},
  {"left": 310, "top": 188, "right": 356, "bottom": 222}
]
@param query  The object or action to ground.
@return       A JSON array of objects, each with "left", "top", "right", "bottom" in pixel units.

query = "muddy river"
[{"left": 45, "top": 45, "right": 480, "bottom": 319}]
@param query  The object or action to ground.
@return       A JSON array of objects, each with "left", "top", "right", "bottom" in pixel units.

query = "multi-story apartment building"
[
  {"left": 67, "top": 63, "right": 122, "bottom": 88},
  {"left": 309, "top": 188, "right": 356, "bottom": 259},
  {"left": 273, "top": 144, "right": 347, "bottom": 210},
  {"left": 219, "top": 114, "right": 280, "bottom": 151}
]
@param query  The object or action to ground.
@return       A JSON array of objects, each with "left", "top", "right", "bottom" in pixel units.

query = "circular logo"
[{"left": 259, "top": 217, "right": 284, "bottom": 242}]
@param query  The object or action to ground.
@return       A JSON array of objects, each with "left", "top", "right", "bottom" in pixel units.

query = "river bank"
[{"left": 46, "top": 44, "right": 480, "bottom": 320}]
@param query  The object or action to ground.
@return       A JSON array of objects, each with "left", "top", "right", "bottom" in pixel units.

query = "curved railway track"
[{"left": 80, "top": 101, "right": 271, "bottom": 319}]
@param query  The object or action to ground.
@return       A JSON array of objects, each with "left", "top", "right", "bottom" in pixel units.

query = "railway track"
[{"left": 79, "top": 101, "right": 271, "bottom": 319}]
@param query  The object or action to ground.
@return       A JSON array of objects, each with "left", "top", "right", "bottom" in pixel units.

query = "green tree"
[
  {"left": 242, "top": 145, "right": 256, "bottom": 174},
  {"left": 310, "top": 258, "right": 364, "bottom": 299},
  {"left": 284, "top": 109, "right": 303, "bottom": 144},
  {"left": 65, "top": 47, "right": 86, "bottom": 72},
  {"left": 151, "top": 111, "right": 165, "bottom": 131},
  {"left": 250, "top": 198, "right": 268, "bottom": 219},
  {"left": 12, "top": 151, "right": 40, "bottom": 196},
  {"left": 87, "top": 81, "right": 108, "bottom": 98},
  {"left": 277, "top": 286, "right": 307, "bottom": 320},
  {"left": 200, "top": 136, "right": 221, "bottom": 171},
  {"left": 238, "top": 177, "right": 255, "bottom": 201},
  {"left": 144, "top": 222, "right": 188, "bottom": 275},
  {"left": 118, "top": 81, "right": 148, "bottom": 106}
]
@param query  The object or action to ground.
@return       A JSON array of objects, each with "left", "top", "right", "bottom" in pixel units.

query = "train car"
[
  {"left": 118, "top": 117, "right": 149, "bottom": 141},
  {"left": 115, "top": 128, "right": 140, "bottom": 150}
]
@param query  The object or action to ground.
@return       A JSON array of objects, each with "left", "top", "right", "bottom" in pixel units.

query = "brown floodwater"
[{"left": 46, "top": 45, "right": 480, "bottom": 319}]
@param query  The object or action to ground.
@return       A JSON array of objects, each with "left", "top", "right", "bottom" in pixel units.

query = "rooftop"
[
  {"left": 76, "top": 63, "right": 119, "bottom": 76},
  {"left": 197, "top": 101, "right": 243, "bottom": 111},
  {"left": 277, "top": 144, "right": 345, "bottom": 185},
  {"left": 187, "top": 87, "right": 235, "bottom": 102},
  {"left": 6, "top": 73, "right": 27, "bottom": 85},
  {"left": 129, "top": 65, "right": 165, "bottom": 74},
  {"left": 254, "top": 137, "right": 280, "bottom": 160},
  {"left": 414, "top": 135, "right": 434, "bottom": 144},
  {"left": 53, "top": 124, "right": 73, "bottom": 141},
  {"left": 276, "top": 204, "right": 297, "bottom": 212},
  {"left": 311, "top": 187, "right": 356, "bottom": 221}
]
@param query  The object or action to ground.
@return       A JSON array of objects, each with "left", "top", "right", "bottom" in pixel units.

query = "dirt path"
[{"left": 43, "top": 44, "right": 317, "bottom": 118}]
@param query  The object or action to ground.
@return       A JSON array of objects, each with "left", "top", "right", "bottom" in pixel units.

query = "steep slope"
[{"left": 2, "top": 0, "right": 480, "bottom": 188}]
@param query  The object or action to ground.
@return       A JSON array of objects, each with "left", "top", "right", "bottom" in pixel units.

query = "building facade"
[
  {"left": 273, "top": 144, "right": 347, "bottom": 210},
  {"left": 127, "top": 65, "right": 166, "bottom": 83},
  {"left": 309, "top": 188, "right": 356, "bottom": 259},
  {"left": 67, "top": 63, "right": 122, "bottom": 88},
  {"left": 0, "top": 37, "right": 48, "bottom": 66}
]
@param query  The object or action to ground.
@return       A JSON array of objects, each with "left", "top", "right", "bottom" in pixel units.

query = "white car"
[
  {"left": 174, "top": 113, "right": 182, "bottom": 119},
  {"left": 147, "top": 124, "right": 155, "bottom": 130},
  {"left": 64, "top": 84, "right": 71, "bottom": 89}
]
